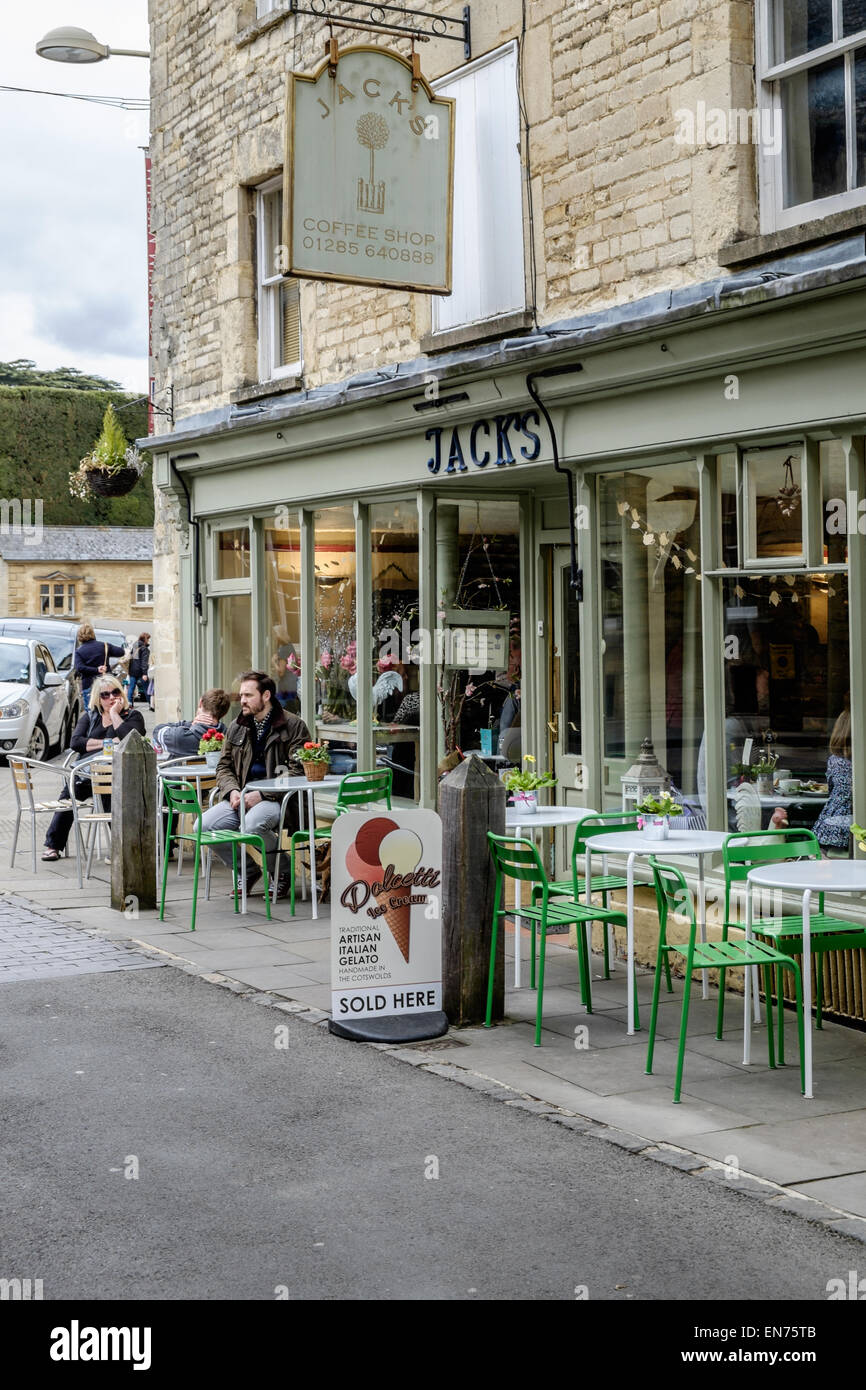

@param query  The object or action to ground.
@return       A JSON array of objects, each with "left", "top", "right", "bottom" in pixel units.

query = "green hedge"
[{"left": 0, "top": 386, "right": 153, "bottom": 527}]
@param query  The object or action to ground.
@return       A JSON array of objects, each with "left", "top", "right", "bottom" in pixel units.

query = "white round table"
[
  {"left": 239, "top": 774, "right": 342, "bottom": 916},
  {"left": 505, "top": 806, "right": 599, "bottom": 987},
  {"left": 746, "top": 861, "right": 866, "bottom": 1098},
  {"left": 585, "top": 830, "right": 728, "bottom": 1035}
]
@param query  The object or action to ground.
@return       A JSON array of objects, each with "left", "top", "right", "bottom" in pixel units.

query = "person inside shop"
[
  {"left": 73, "top": 622, "right": 128, "bottom": 700},
  {"left": 152, "top": 688, "right": 232, "bottom": 758},
  {"left": 200, "top": 670, "right": 311, "bottom": 897},
  {"left": 41, "top": 675, "right": 146, "bottom": 861},
  {"left": 273, "top": 642, "right": 300, "bottom": 712},
  {"left": 812, "top": 698, "right": 853, "bottom": 857}
]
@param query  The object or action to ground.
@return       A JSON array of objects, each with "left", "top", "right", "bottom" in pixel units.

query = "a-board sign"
[
  {"left": 330, "top": 809, "right": 442, "bottom": 1029},
  {"left": 285, "top": 45, "right": 454, "bottom": 294}
]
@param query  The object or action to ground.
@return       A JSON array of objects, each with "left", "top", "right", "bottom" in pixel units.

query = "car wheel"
[{"left": 27, "top": 719, "right": 48, "bottom": 761}]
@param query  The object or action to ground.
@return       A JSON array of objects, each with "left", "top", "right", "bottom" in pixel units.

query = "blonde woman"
[
  {"left": 41, "top": 675, "right": 146, "bottom": 860},
  {"left": 73, "top": 621, "right": 126, "bottom": 700}
]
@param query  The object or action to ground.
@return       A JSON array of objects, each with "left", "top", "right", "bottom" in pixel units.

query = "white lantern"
[{"left": 621, "top": 737, "right": 671, "bottom": 814}]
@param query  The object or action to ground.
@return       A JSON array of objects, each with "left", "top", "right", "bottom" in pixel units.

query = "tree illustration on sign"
[{"left": 356, "top": 111, "right": 389, "bottom": 214}]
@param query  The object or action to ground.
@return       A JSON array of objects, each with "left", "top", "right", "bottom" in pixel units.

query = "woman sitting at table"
[
  {"left": 41, "top": 675, "right": 146, "bottom": 861},
  {"left": 812, "top": 701, "right": 853, "bottom": 857}
]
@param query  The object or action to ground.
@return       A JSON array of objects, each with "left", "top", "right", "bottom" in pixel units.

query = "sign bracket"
[{"left": 289, "top": 1, "right": 471, "bottom": 59}]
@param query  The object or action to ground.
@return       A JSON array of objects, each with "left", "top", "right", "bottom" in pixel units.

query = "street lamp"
[{"left": 36, "top": 26, "right": 149, "bottom": 63}]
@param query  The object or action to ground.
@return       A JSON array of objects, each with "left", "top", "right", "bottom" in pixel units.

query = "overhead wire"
[{"left": 0, "top": 84, "right": 148, "bottom": 110}]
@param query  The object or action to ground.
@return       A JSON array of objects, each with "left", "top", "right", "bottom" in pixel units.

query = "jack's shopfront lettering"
[{"left": 426, "top": 410, "right": 542, "bottom": 474}]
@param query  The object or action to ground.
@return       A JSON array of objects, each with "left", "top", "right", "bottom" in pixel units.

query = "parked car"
[
  {"left": 0, "top": 636, "right": 71, "bottom": 759},
  {"left": 0, "top": 618, "right": 129, "bottom": 729}
]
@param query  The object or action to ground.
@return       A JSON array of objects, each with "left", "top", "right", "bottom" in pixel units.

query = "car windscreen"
[
  {"left": 0, "top": 626, "right": 74, "bottom": 666},
  {"left": 0, "top": 643, "right": 31, "bottom": 683}
]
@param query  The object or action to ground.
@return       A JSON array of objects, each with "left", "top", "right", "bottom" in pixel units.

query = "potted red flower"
[{"left": 198, "top": 728, "right": 225, "bottom": 768}]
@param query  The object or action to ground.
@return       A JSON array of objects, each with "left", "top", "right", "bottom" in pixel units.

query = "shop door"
[{"left": 551, "top": 548, "right": 584, "bottom": 799}]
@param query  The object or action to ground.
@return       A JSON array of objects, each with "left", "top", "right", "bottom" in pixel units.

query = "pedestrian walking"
[
  {"left": 73, "top": 622, "right": 126, "bottom": 701},
  {"left": 126, "top": 632, "right": 151, "bottom": 704}
]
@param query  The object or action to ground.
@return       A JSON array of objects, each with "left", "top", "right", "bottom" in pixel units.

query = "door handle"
[{"left": 547, "top": 714, "right": 560, "bottom": 737}]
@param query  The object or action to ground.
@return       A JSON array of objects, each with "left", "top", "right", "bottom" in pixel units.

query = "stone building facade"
[
  {"left": 146, "top": 0, "right": 866, "bottom": 1017},
  {"left": 147, "top": 0, "right": 786, "bottom": 717},
  {"left": 0, "top": 527, "right": 154, "bottom": 633}
]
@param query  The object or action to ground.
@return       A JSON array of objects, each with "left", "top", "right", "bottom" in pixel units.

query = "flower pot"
[
  {"left": 643, "top": 816, "right": 669, "bottom": 841},
  {"left": 756, "top": 774, "right": 774, "bottom": 797},
  {"left": 304, "top": 761, "right": 329, "bottom": 781},
  {"left": 511, "top": 792, "right": 537, "bottom": 815},
  {"left": 86, "top": 467, "right": 141, "bottom": 497},
  {"left": 204, "top": 751, "right": 221, "bottom": 769}
]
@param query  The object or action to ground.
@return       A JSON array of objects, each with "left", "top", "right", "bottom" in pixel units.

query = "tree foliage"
[
  {"left": 0, "top": 359, "right": 124, "bottom": 392},
  {"left": 0, "top": 386, "right": 153, "bottom": 526}
]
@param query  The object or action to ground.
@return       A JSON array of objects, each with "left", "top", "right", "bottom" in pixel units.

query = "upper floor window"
[
  {"left": 758, "top": 0, "right": 866, "bottom": 229},
  {"left": 256, "top": 178, "right": 301, "bottom": 382},
  {"left": 135, "top": 582, "right": 154, "bottom": 606},
  {"left": 431, "top": 43, "right": 525, "bottom": 334}
]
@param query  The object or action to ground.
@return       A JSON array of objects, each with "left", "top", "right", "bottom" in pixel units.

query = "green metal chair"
[
  {"left": 647, "top": 857, "right": 805, "bottom": 1103},
  {"left": 277, "top": 768, "right": 393, "bottom": 912},
  {"left": 485, "top": 831, "right": 628, "bottom": 1046},
  {"left": 721, "top": 829, "right": 866, "bottom": 1058},
  {"left": 544, "top": 810, "right": 642, "bottom": 979},
  {"left": 159, "top": 780, "right": 271, "bottom": 932}
]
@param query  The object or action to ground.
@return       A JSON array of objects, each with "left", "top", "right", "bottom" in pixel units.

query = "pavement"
[
  {"left": 7, "top": 965, "right": 863, "bottom": 1302},
  {"left": 7, "top": 734, "right": 866, "bottom": 1240}
]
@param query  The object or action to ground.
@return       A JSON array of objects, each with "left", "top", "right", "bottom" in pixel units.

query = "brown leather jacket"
[{"left": 215, "top": 706, "right": 311, "bottom": 801}]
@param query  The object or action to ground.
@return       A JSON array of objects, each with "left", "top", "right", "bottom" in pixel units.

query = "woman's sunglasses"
[{"left": 100, "top": 692, "right": 120, "bottom": 701}]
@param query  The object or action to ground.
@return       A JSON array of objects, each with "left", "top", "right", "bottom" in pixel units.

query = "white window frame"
[
  {"left": 256, "top": 176, "right": 302, "bottom": 382},
  {"left": 256, "top": 0, "right": 284, "bottom": 18},
  {"left": 135, "top": 582, "right": 154, "bottom": 606},
  {"left": 431, "top": 42, "right": 525, "bottom": 334},
  {"left": 757, "top": 0, "right": 866, "bottom": 232}
]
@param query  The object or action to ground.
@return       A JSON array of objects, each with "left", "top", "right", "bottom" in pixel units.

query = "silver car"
[{"left": 0, "top": 637, "right": 71, "bottom": 760}]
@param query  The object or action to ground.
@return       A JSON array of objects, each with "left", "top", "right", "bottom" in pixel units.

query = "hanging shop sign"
[
  {"left": 329, "top": 809, "right": 445, "bottom": 1041},
  {"left": 425, "top": 410, "right": 542, "bottom": 474},
  {"left": 285, "top": 45, "right": 454, "bottom": 294}
]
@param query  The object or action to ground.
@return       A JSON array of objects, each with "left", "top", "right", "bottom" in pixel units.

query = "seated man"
[
  {"left": 153, "top": 688, "right": 232, "bottom": 759},
  {"left": 200, "top": 670, "right": 311, "bottom": 897}
]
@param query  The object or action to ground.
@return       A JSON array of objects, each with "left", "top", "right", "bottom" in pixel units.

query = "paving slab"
[
  {"left": 675, "top": 1110, "right": 866, "bottom": 1185},
  {"left": 217, "top": 963, "right": 327, "bottom": 990},
  {"left": 789, "top": 1173, "right": 866, "bottom": 1220}
]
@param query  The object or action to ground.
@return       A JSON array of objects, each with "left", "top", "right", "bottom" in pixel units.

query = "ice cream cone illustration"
[{"left": 376, "top": 828, "right": 423, "bottom": 963}]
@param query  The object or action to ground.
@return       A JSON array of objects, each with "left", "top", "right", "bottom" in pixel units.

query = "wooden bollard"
[
  {"left": 110, "top": 730, "right": 157, "bottom": 913},
  {"left": 440, "top": 755, "right": 506, "bottom": 1026}
]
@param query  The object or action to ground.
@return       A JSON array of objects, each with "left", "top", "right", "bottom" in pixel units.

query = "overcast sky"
[{"left": 0, "top": 2, "right": 150, "bottom": 391}]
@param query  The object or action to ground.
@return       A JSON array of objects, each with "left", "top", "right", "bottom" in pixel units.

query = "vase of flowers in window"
[
  {"left": 504, "top": 755, "right": 557, "bottom": 815},
  {"left": 753, "top": 754, "right": 778, "bottom": 798},
  {"left": 297, "top": 741, "right": 331, "bottom": 781},
  {"left": 636, "top": 792, "right": 683, "bottom": 841},
  {"left": 198, "top": 728, "right": 225, "bottom": 768}
]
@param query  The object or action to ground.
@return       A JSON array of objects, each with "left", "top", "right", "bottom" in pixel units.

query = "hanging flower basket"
[
  {"left": 84, "top": 467, "right": 142, "bottom": 497},
  {"left": 69, "top": 402, "right": 148, "bottom": 501}
]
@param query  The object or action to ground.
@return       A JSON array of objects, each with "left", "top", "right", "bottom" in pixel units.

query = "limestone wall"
[{"left": 148, "top": 0, "right": 756, "bottom": 425}]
